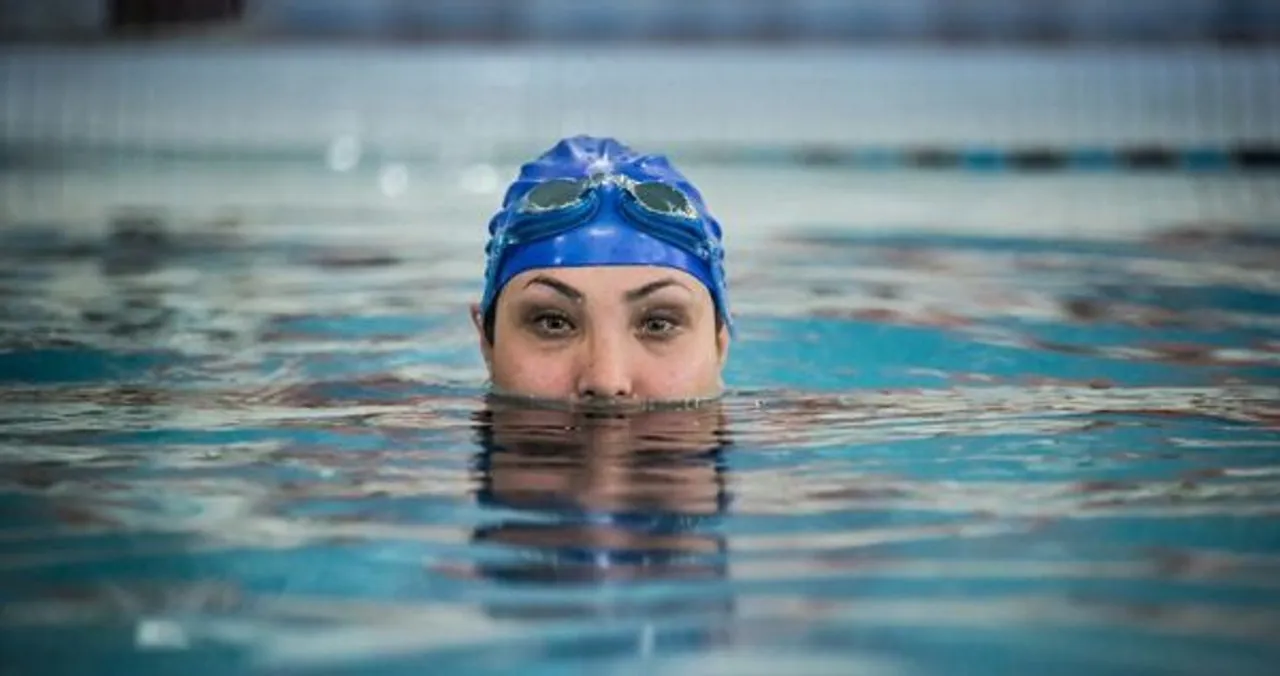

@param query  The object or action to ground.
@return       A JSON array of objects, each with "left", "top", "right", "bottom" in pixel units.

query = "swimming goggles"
[{"left": 487, "top": 172, "right": 725, "bottom": 269}]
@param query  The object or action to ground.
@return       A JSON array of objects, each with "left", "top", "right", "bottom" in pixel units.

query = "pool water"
[{"left": 1, "top": 157, "right": 1277, "bottom": 675}]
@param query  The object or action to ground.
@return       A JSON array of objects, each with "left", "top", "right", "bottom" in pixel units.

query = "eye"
[
  {"left": 531, "top": 312, "right": 575, "bottom": 337},
  {"left": 639, "top": 314, "right": 681, "bottom": 338}
]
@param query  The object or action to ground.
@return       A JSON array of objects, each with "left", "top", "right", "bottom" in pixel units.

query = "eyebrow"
[
  {"left": 523, "top": 276, "right": 690, "bottom": 303},
  {"left": 524, "top": 276, "right": 584, "bottom": 302},
  {"left": 624, "top": 278, "right": 690, "bottom": 303}
]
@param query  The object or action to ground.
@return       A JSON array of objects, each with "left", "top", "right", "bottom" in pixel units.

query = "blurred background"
[
  {"left": 2, "top": 0, "right": 1280, "bottom": 253},
  {"left": 1, "top": 1, "right": 1279, "bottom": 266},
  {"left": 3, "top": 0, "right": 1280, "bottom": 44}
]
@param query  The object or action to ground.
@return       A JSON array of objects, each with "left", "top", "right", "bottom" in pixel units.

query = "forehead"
[{"left": 503, "top": 265, "right": 713, "bottom": 302}]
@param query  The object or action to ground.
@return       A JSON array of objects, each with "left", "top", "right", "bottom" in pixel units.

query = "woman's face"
[{"left": 473, "top": 265, "right": 729, "bottom": 403}]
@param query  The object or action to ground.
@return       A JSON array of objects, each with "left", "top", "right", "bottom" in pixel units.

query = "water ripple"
[{"left": 1, "top": 213, "right": 1278, "bottom": 674}]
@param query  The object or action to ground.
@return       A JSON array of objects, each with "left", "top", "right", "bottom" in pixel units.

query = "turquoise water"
[{"left": 1, "top": 170, "right": 1277, "bottom": 675}]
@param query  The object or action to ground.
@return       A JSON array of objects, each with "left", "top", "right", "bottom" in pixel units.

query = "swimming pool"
[{"left": 2, "top": 45, "right": 1279, "bottom": 675}]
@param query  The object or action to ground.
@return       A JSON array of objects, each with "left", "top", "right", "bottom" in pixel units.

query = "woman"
[{"left": 472, "top": 135, "right": 732, "bottom": 405}]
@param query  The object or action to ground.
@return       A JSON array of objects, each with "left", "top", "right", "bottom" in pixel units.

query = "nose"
[{"left": 576, "top": 331, "right": 634, "bottom": 400}]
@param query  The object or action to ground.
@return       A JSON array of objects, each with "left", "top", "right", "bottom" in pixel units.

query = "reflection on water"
[
  {"left": 0, "top": 192, "right": 1278, "bottom": 674},
  {"left": 451, "top": 403, "right": 734, "bottom": 657}
]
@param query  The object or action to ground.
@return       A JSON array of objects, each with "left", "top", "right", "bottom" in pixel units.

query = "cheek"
[
  {"left": 490, "top": 340, "right": 576, "bottom": 397},
  {"left": 633, "top": 342, "right": 723, "bottom": 398}
]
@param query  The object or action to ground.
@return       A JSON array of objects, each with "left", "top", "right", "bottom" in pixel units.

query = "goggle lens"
[
  {"left": 631, "top": 181, "right": 696, "bottom": 219},
  {"left": 521, "top": 178, "right": 588, "bottom": 212}
]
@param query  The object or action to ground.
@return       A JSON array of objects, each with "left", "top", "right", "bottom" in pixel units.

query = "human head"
[{"left": 471, "top": 136, "right": 732, "bottom": 404}]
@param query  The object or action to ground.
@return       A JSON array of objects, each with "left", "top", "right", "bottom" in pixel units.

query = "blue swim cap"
[{"left": 481, "top": 136, "right": 731, "bottom": 332}]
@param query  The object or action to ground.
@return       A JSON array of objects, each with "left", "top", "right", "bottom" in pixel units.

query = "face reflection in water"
[{"left": 459, "top": 398, "right": 734, "bottom": 638}]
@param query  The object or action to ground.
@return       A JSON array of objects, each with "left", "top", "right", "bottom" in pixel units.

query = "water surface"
[{"left": 0, "top": 159, "right": 1279, "bottom": 675}]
